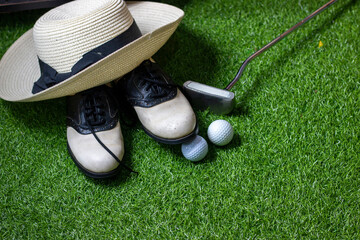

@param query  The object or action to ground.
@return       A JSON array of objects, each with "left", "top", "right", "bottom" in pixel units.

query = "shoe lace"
[
  {"left": 83, "top": 90, "right": 138, "bottom": 175},
  {"left": 138, "top": 61, "right": 177, "bottom": 98},
  {"left": 84, "top": 94, "right": 106, "bottom": 126}
]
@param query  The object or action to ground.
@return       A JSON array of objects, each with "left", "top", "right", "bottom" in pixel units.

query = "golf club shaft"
[{"left": 225, "top": 0, "right": 338, "bottom": 90}]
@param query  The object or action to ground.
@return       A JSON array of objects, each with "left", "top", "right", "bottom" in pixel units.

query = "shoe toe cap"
[
  {"left": 135, "top": 89, "right": 196, "bottom": 139},
  {"left": 67, "top": 122, "right": 124, "bottom": 174}
]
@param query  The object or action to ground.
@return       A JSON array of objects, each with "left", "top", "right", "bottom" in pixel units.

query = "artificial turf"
[{"left": 0, "top": 0, "right": 359, "bottom": 238}]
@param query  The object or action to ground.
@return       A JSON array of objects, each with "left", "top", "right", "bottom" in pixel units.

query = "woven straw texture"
[{"left": 0, "top": 0, "right": 184, "bottom": 102}]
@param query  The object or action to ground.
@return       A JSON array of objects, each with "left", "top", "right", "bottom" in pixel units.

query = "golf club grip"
[{"left": 225, "top": 0, "right": 338, "bottom": 90}]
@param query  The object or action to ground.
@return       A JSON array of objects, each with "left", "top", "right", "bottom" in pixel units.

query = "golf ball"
[
  {"left": 207, "top": 120, "right": 234, "bottom": 146},
  {"left": 181, "top": 135, "right": 208, "bottom": 162}
]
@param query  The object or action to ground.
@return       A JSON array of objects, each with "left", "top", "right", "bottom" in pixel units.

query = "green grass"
[{"left": 1, "top": 0, "right": 359, "bottom": 238}]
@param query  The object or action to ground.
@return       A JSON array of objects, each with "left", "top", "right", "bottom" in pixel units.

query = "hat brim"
[{"left": 0, "top": 1, "right": 184, "bottom": 102}]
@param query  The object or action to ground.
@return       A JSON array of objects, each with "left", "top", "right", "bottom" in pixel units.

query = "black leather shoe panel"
[
  {"left": 66, "top": 85, "right": 119, "bottom": 135},
  {"left": 118, "top": 60, "right": 177, "bottom": 108}
]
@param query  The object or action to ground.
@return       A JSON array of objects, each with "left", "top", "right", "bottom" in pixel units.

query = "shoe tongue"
[
  {"left": 81, "top": 85, "right": 105, "bottom": 95},
  {"left": 142, "top": 61, "right": 166, "bottom": 84}
]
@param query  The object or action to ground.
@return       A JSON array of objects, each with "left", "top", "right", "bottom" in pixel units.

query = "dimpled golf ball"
[
  {"left": 207, "top": 120, "right": 234, "bottom": 146},
  {"left": 181, "top": 135, "right": 208, "bottom": 162}
]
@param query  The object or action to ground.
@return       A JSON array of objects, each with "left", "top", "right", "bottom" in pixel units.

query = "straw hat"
[{"left": 0, "top": 0, "right": 184, "bottom": 102}]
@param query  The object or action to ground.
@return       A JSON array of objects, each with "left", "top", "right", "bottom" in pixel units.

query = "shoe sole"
[
  {"left": 141, "top": 122, "right": 199, "bottom": 144},
  {"left": 67, "top": 143, "right": 121, "bottom": 179}
]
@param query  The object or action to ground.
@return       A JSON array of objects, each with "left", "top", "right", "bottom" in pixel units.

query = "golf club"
[{"left": 183, "top": 0, "right": 338, "bottom": 114}]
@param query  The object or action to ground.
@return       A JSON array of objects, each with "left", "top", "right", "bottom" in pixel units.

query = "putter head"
[{"left": 183, "top": 81, "right": 235, "bottom": 115}]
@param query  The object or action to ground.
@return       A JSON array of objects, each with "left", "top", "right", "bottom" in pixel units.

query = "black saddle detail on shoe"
[
  {"left": 118, "top": 60, "right": 177, "bottom": 108},
  {"left": 66, "top": 85, "right": 119, "bottom": 135}
]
